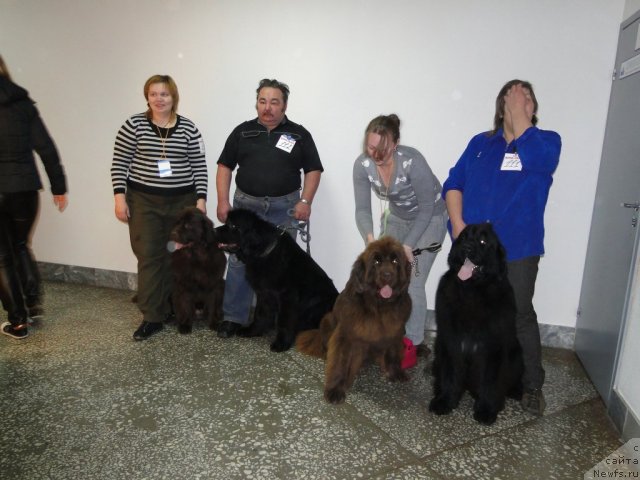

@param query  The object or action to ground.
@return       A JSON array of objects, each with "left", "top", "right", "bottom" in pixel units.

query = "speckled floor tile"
[
  {"left": 424, "top": 398, "right": 623, "bottom": 480},
  {"left": 0, "top": 282, "right": 624, "bottom": 480}
]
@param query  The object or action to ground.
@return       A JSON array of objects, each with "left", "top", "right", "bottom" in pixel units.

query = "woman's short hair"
[
  {"left": 256, "top": 79, "right": 290, "bottom": 104},
  {"left": 143, "top": 75, "right": 179, "bottom": 118},
  {"left": 491, "top": 79, "right": 538, "bottom": 134},
  {"left": 363, "top": 114, "right": 401, "bottom": 159}
]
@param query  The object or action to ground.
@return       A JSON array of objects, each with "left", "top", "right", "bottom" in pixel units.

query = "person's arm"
[
  {"left": 30, "top": 105, "right": 67, "bottom": 197},
  {"left": 111, "top": 117, "right": 138, "bottom": 223},
  {"left": 402, "top": 150, "right": 436, "bottom": 248},
  {"left": 216, "top": 164, "right": 233, "bottom": 223},
  {"left": 353, "top": 158, "right": 375, "bottom": 244},
  {"left": 293, "top": 170, "right": 320, "bottom": 221},
  {"left": 516, "top": 128, "right": 561, "bottom": 175},
  {"left": 186, "top": 121, "right": 208, "bottom": 213},
  {"left": 445, "top": 189, "right": 465, "bottom": 239}
]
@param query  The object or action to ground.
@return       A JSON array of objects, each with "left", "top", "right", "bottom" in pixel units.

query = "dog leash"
[
  {"left": 410, "top": 242, "right": 442, "bottom": 277},
  {"left": 279, "top": 213, "right": 312, "bottom": 255}
]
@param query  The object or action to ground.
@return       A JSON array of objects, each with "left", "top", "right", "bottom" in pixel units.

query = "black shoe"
[
  {"left": 416, "top": 344, "right": 431, "bottom": 358},
  {"left": 28, "top": 305, "right": 44, "bottom": 319},
  {"left": 217, "top": 321, "right": 241, "bottom": 338},
  {"left": 521, "top": 388, "right": 546, "bottom": 416},
  {"left": 133, "top": 321, "right": 163, "bottom": 341},
  {"left": 1, "top": 322, "right": 28, "bottom": 340}
]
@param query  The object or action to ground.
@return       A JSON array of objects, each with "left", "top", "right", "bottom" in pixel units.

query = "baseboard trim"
[
  {"left": 38, "top": 261, "right": 137, "bottom": 292},
  {"left": 609, "top": 389, "right": 640, "bottom": 441},
  {"left": 38, "top": 261, "right": 576, "bottom": 349}
]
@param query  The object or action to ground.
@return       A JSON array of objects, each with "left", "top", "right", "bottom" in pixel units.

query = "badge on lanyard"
[
  {"left": 158, "top": 160, "right": 173, "bottom": 177},
  {"left": 276, "top": 134, "right": 296, "bottom": 153},
  {"left": 500, "top": 153, "right": 522, "bottom": 171}
]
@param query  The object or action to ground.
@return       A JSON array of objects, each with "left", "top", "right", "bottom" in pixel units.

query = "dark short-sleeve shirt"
[{"left": 217, "top": 116, "right": 323, "bottom": 197}]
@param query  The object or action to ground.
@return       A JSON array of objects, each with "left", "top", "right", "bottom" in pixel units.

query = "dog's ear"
[
  {"left": 448, "top": 227, "right": 468, "bottom": 268},
  {"left": 350, "top": 255, "right": 368, "bottom": 293},
  {"left": 494, "top": 239, "right": 508, "bottom": 277},
  {"left": 203, "top": 215, "right": 215, "bottom": 244}
]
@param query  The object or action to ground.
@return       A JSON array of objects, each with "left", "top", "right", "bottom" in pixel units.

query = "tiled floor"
[{"left": 0, "top": 282, "right": 625, "bottom": 479}]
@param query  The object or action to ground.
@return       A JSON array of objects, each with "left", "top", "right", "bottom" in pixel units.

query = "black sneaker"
[
  {"left": 1, "top": 322, "right": 28, "bottom": 339},
  {"left": 133, "top": 321, "right": 163, "bottom": 341},
  {"left": 28, "top": 305, "right": 44, "bottom": 320},
  {"left": 521, "top": 388, "right": 546, "bottom": 416},
  {"left": 416, "top": 344, "right": 431, "bottom": 358}
]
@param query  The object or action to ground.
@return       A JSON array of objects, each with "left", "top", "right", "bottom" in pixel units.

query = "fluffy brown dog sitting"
[
  {"left": 296, "top": 237, "right": 412, "bottom": 404},
  {"left": 169, "top": 207, "right": 226, "bottom": 334}
]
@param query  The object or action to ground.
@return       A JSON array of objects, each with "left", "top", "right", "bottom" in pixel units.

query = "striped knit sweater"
[{"left": 111, "top": 113, "right": 207, "bottom": 198}]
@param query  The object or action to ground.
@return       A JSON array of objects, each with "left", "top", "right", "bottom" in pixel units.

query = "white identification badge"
[
  {"left": 158, "top": 160, "right": 173, "bottom": 177},
  {"left": 501, "top": 153, "right": 522, "bottom": 171},
  {"left": 276, "top": 134, "right": 296, "bottom": 153}
]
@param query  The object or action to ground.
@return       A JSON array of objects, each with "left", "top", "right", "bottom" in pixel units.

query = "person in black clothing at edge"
[
  {"left": 0, "top": 54, "right": 68, "bottom": 340},
  {"left": 215, "top": 78, "right": 324, "bottom": 338}
]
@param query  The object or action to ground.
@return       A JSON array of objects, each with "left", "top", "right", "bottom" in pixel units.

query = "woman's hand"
[
  {"left": 114, "top": 193, "right": 129, "bottom": 223},
  {"left": 451, "top": 220, "right": 467, "bottom": 240},
  {"left": 53, "top": 194, "right": 68, "bottom": 212},
  {"left": 403, "top": 244, "right": 414, "bottom": 263},
  {"left": 196, "top": 198, "right": 207, "bottom": 214}
]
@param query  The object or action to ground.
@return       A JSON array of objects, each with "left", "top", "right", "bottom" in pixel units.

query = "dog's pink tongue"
[
  {"left": 379, "top": 285, "right": 393, "bottom": 299},
  {"left": 457, "top": 258, "right": 476, "bottom": 281}
]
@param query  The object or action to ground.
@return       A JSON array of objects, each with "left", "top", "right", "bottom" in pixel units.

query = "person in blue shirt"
[{"left": 442, "top": 79, "right": 561, "bottom": 416}]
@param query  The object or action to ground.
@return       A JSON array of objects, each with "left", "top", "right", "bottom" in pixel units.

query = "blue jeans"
[
  {"left": 383, "top": 211, "right": 447, "bottom": 345},
  {"left": 222, "top": 189, "right": 300, "bottom": 326}
]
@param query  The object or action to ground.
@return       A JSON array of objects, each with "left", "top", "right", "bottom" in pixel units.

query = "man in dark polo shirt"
[{"left": 215, "top": 78, "right": 324, "bottom": 338}]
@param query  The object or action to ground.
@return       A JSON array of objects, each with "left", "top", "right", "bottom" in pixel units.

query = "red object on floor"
[{"left": 401, "top": 337, "right": 417, "bottom": 369}]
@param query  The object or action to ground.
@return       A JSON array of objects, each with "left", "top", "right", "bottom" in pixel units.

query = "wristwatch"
[{"left": 300, "top": 198, "right": 311, "bottom": 205}]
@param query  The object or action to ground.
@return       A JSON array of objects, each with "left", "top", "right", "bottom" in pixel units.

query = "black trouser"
[
  {"left": 508, "top": 256, "right": 545, "bottom": 391},
  {"left": 0, "top": 191, "right": 40, "bottom": 326}
]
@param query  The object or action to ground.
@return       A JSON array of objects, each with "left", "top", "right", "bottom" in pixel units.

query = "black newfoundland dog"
[
  {"left": 296, "top": 237, "right": 412, "bottom": 404},
  {"left": 429, "top": 223, "right": 523, "bottom": 425},
  {"left": 169, "top": 207, "right": 226, "bottom": 334},
  {"left": 215, "top": 208, "right": 339, "bottom": 352}
]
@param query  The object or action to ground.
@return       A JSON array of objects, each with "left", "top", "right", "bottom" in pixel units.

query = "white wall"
[
  {"left": 0, "top": 0, "right": 625, "bottom": 329},
  {"left": 625, "top": 0, "right": 640, "bottom": 19}
]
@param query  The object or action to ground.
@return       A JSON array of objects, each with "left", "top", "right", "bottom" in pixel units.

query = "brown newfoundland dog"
[
  {"left": 169, "top": 207, "right": 226, "bottom": 334},
  {"left": 296, "top": 237, "right": 412, "bottom": 404}
]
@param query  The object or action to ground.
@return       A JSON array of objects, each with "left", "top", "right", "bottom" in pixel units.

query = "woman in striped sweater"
[{"left": 111, "top": 74, "right": 208, "bottom": 341}]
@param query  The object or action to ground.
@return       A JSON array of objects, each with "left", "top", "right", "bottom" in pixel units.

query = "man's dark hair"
[{"left": 256, "top": 79, "right": 290, "bottom": 104}]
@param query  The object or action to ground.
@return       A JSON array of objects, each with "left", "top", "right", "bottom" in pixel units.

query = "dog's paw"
[
  {"left": 387, "top": 369, "right": 410, "bottom": 383},
  {"left": 429, "top": 396, "right": 453, "bottom": 416},
  {"left": 270, "top": 337, "right": 293, "bottom": 352},
  {"left": 473, "top": 408, "right": 498, "bottom": 425},
  {"left": 178, "top": 324, "right": 192, "bottom": 334},
  {"left": 237, "top": 325, "right": 263, "bottom": 338},
  {"left": 324, "top": 388, "right": 346, "bottom": 405}
]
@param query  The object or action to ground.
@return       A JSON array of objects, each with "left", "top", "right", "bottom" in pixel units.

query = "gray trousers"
[{"left": 508, "top": 256, "right": 545, "bottom": 391}]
